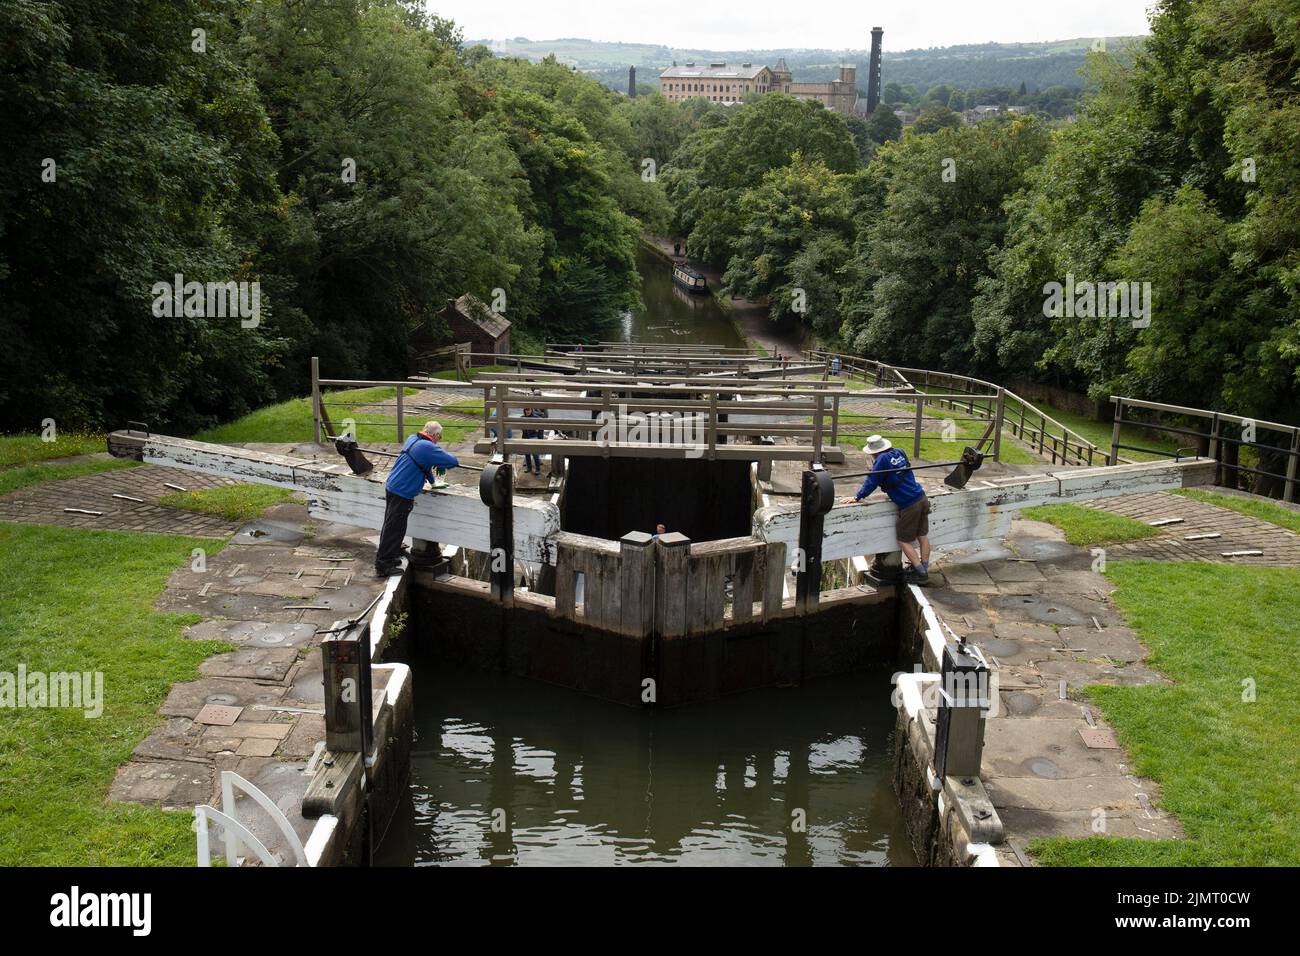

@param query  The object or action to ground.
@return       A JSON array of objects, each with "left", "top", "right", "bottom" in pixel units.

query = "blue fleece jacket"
[
  {"left": 854, "top": 447, "right": 925, "bottom": 508},
  {"left": 384, "top": 434, "right": 458, "bottom": 499}
]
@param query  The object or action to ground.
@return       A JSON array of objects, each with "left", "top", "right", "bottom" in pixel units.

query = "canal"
[
  {"left": 618, "top": 244, "right": 812, "bottom": 358},
  {"left": 373, "top": 244, "right": 908, "bottom": 866},
  {"left": 375, "top": 663, "right": 914, "bottom": 866}
]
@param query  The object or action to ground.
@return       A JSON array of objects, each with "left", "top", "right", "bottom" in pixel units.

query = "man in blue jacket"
[
  {"left": 376, "top": 421, "right": 459, "bottom": 576},
  {"left": 839, "top": 434, "right": 932, "bottom": 584}
]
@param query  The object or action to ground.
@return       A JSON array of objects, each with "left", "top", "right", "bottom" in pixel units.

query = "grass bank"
[
  {"left": 194, "top": 385, "right": 481, "bottom": 446},
  {"left": 160, "top": 484, "right": 298, "bottom": 522},
  {"left": 1031, "top": 560, "right": 1300, "bottom": 866},
  {"left": 1020, "top": 503, "right": 1160, "bottom": 547},
  {"left": 0, "top": 523, "right": 231, "bottom": 865}
]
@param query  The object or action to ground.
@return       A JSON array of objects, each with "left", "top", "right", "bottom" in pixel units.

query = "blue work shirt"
[
  {"left": 384, "top": 434, "right": 459, "bottom": 500},
  {"left": 854, "top": 447, "right": 925, "bottom": 508}
]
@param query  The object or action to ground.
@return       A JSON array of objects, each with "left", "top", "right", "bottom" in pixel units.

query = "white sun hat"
[{"left": 862, "top": 435, "right": 892, "bottom": 455}]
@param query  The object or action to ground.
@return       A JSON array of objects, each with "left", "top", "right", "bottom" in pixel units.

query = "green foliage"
[
  {"left": 661, "top": 94, "right": 859, "bottom": 266},
  {"left": 0, "top": 1, "right": 649, "bottom": 434},
  {"left": 975, "top": 0, "right": 1300, "bottom": 423},
  {"left": 722, "top": 155, "right": 856, "bottom": 334},
  {"left": 1020, "top": 503, "right": 1160, "bottom": 546},
  {"left": 159, "top": 484, "right": 297, "bottom": 523},
  {"left": 843, "top": 118, "right": 1050, "bottom": 368}
]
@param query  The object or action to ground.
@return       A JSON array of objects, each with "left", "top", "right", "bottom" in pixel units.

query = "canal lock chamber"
[{"left": 381, "top": 447, "right": 931, "bottom": 865}]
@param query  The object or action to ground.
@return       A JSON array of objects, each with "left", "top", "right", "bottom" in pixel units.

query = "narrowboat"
[{"left": 671, "top": 264, "right": 708, "bottom": 294}]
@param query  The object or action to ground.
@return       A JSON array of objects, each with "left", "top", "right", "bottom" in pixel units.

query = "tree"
[
  {"left": 863, "top": 107, "right": 903, "bottom": 146},
  {"left": 912, "top": 104, "right": 962, "bottom": 134},
  {"left": 843, "top": 118, "right": 1050, "bottom": 369},
  {"left": 661, "top": 94, "right": 858, "bottom": 266},
  {"left": 722, "top": 155, "right": 856, "bottom": 334}
]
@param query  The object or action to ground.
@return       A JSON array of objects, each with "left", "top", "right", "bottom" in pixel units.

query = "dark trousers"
[{"left": 376, "top": 490, "right": 415, "bottom": 569}]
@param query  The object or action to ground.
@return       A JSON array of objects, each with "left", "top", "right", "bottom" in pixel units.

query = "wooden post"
[
  {"left": 1286, "top": 429, "right": 1299, "bottom": 504},
  {"left": 913, "top": 396, "right": 923, "bottom": 461},
  {"left": 1109, "top": 399, "right": 1123, "bottom": 466},
  {"left": 311, "top": 356, "right": 322, "bottom": 445},
  {"left": 830, "top": 394, "right": 840, "bottom": 449},
  {"left": 479, "top": 461, "right": 514, "bottom": 605},
  {"left": 618, "top": 532, "right": 656, "bottom": 638},
  {"left": 395, "top": 386, "right": 405, "bottom": 443},
  {"left": 321, "top": 620, "right": 373, "bottom": 755},
  {"left": 1209, "top": 413, "right": 1223, "bottom": 486},
  {"left": 707, "top": 390, "right": 718, "bottom": 460},
  {"left": 992, "top": 387, "right": 1005, "bottom": 462},
  {"left": 812, "top": 393, "right": 825, "bottom": 465},
  {"left": 795, "top": 468, "right": 834, "bottom": 614},
  {"left": 654, "top": 533, "right": 691, "bottom": 639}
]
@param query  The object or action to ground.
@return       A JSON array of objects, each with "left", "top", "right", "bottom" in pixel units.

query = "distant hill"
[{"left": 469, "top": 35, "right": 1146, "bottom": 95}]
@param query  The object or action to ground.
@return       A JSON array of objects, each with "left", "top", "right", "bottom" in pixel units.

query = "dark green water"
[
  {"left": 617, "top": 246, "right": 749, "bottom": 349},
  {"left": 375, "top": 665, "right": 914, "bottom": 866}
]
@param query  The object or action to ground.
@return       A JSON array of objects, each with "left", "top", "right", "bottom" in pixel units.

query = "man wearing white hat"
[{"left": 840, "top": 434, "right": 933, "bottom": 584}]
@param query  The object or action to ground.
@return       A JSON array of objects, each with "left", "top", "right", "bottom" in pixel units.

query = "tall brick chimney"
[
  {"left": 866, "top": 27, "right": 883, "bottom": 113},
  {"left": 628, "top": 66, "right": 637, "bottom": 98}
]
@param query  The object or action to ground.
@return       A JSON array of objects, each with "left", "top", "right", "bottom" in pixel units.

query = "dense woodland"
[
  {"left": 661, "top": 0, "right": 1300, "bottom": 429},
  {"left": 2, "top": 0, "right": 1296, "bottom": 437},
  {"left": 1, "top": 0, "right": 656, "bottom": 433}
]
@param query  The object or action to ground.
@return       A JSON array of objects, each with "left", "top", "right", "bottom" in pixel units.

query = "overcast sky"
[{"left": 425, "top": 0, "right": 1154, "bottom": 51}]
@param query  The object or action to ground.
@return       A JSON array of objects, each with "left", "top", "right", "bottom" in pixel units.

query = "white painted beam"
[
  {"left": 113, "top": 433, "right": 560, "bottom": 564},
  {"left": 754, "top": 459, "right": 1216, "bottom": 562}
]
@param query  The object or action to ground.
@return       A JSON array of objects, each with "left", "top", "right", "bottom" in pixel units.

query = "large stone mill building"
[{"left": 656, "top": 26, "right": 883, "bottom": 116}]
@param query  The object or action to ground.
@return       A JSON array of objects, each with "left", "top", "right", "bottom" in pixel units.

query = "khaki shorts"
[{"left": 896, "top": 497, "right": 931, "bottom": 543}]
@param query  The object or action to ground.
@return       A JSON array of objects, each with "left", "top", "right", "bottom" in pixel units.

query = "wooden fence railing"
[
  {"left": 1111, "top": 397, "right": 1300, "bottom": 502},
  {"left": 805, "top": 350, "right": 1101, "bottom": 466}
]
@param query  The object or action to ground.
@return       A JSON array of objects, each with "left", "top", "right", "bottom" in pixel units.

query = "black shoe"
[
  {"left": 905, "top": 567, "right": 931, "bottom": 586},
  {"left": 374, "top": 563, "right": 402, "bottom": 578}
]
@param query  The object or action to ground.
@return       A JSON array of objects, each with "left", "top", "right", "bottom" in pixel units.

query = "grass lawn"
[
  {"left": 839, "top": 406, "right": 1040, "bottom": 465},
  {"left": 1031, "top": 561, "right": 1300, "bottom": 866},
  {"left": 1020, "top": 503, "right": 1161, "bottom": 547},
  {"left": 194, "top": 385, "right": 481, "bottom": 446},
  {"left": 1175, "top": 488, "right": 1300, "bottom": 534},
  {"left": 160, "top": 484, "right": 298, "bottom": 522},
  {"left": 0, "top": 432, "right": 109, "bottom": 468},
  {"left": 0, "top": 457, "right": 139, "bottom": 496},
  {"left": 0, "top": 523, "right": 231, "bottom": 865}
]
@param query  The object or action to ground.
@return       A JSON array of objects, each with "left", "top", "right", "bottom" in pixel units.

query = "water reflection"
[
  {"left": 376, "top": 665, "right": 915, "bottom": 867},
  {"left": 621, "top": 246, "right": 748, "bottom": 349}
]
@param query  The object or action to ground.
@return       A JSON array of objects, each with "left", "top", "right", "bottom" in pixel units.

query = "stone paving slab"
[
  {"left": 1091, "top": 490, "right": 1300, "bottom": 564},
  {"left": 99, "top": 494, "right": 390, "bottom": 865},
  {"left": 0, "top": 461, "right": 240, "bottom": 536},
  {"left": 931, "top": 513, "right": 1199, "bottom": 864}
]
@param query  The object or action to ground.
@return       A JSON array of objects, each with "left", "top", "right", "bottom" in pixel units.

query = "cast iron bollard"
[
  {"left": 795, "top": 465, "right": 835, "bottom": 613},
  {"left": 321, "top": 620, "right": 373, "bottom": 756},
  {"left": 933, "top": 637, "right": 990, "bottom": 780},
  {"left": 479, "top": 458, "right": 514, "bottom": 604}
]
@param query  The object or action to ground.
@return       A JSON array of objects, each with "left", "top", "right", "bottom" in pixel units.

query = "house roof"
[
  {"left": 447, "top": 293, "right": 510, "bottom": 338},
  {"left": 660, "top": 62, "right": 770, "bottom": 80}
]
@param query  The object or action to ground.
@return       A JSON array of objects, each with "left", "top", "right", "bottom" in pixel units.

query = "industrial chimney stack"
[
  {"left": 628, "top": 66, "right": 637, "bottom": 98},
  {"left": 866, "top": 27, "right": 883, "bottom": 114}
]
